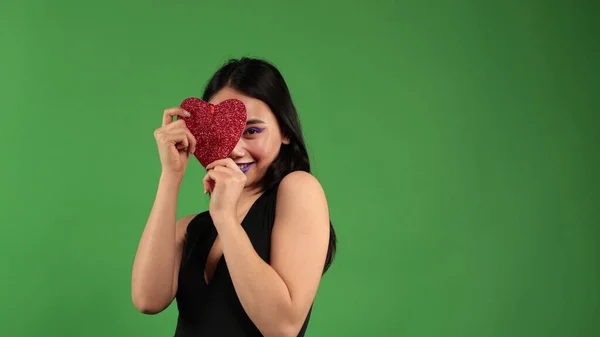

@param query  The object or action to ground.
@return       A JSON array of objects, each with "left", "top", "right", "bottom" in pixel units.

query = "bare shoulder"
[
  {"left": 277, "top": 170, "right": 327, "bottom": 201},
  {"left": 274, "top": 170, "right": 329, "bottom": 233}
]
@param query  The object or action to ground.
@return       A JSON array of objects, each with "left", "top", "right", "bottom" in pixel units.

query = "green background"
[{"left": 1, "top": 0, "right": 598, "bottom": 336}]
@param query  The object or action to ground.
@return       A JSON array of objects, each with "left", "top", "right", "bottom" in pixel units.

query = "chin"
[{"left": 244, "top": 169, "right": 267, "bottom": 189}]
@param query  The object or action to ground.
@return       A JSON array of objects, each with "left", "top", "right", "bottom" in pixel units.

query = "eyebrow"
[{"left": 246, "top": 119, "right": 266, "bottom": 125}]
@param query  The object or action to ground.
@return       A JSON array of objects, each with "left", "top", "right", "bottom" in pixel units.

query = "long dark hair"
[{"left": 202, "top": 57, "right": 336, "bottom": 273}]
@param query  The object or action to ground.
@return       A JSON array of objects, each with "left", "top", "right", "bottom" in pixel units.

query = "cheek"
[
  {"left": 246, "top": 136, "right": 281, "bottom": 164},
  {"left": 245, "top": 139, "right": 269, "bottom": 161}
]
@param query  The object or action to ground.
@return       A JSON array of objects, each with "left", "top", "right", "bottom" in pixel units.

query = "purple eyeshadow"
[{"left": 244, "top": 127, "right": 265, "bottom": 135}]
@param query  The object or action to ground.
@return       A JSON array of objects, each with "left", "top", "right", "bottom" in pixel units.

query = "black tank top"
[{"left": 174, "top": 185, "right": 313, "bottom": 336}]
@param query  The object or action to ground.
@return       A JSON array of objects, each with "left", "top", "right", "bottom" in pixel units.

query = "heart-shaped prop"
[{"left": 178, "top": 97, "right": 247, "bottom": 168}]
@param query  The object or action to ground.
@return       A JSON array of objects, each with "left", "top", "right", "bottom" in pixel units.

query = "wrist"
[
  {"left": 157, "top": 172, "right": 183, "bottom": 193},
  {"left": 212, "top": 214, "right": 239, "bottom": 231},
  {"left": 160, "top": 171, "right": 184, "bottom": 184}
]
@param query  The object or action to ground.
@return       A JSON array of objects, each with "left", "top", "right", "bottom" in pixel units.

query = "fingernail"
[{"left": 184, "top": 110, "right": 191, "bottom": 117}]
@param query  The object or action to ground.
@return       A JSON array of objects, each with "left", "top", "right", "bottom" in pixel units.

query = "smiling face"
[{"left": 208, "top": 87, "right": 289, "bottom": 188}]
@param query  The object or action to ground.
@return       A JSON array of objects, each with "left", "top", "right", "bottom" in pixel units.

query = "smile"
[{"left": 237, "top": 162, "right": 255, "bottom": 173}]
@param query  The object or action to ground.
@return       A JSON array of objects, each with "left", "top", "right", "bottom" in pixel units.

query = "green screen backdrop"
[{"left": 1, "top": 0, "right": 598, "bottom": 336}]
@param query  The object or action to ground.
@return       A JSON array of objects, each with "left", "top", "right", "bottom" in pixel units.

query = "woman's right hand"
[{"left": 154, "top": 107, "right": 197, "bottom": 176}]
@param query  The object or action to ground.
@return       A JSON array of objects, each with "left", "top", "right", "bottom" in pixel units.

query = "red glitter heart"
[{"left": 178, "top": 97, "right": 247, "bottom": 168}]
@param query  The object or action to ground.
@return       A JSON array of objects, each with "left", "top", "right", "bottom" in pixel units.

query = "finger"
[
  {"left": 202, "top": 172, "right": 212, "bottom": 194},
  {"left": 213, "top": 165, "right": 234, "bottom": 174},
  {"left": 184, "top": 128, "right": 197, "bottom": 154},
  {"left": 203, "top": 170, "right": 225, "bottom": 194},
  {"left": 155, "top": 128, "right": 184, "bottom": 144},
  {"left": 163, "top": 119, "right": 188, "bottom": 131},
  {"left": 159, "top": 130, "right": 189, "bottom": 151},
  {"left": 162, "top": 107, "right": 191, "bottom": 127},
  {"left": 214, "top": 165, "right": 246, "bottom": 185},
  {"left": 205, "top": 170, "right": 225, "bottom": 180},
  {"left": 206, "top": 158, "right": 237, "bottom": 171},
  {"left": 174, "top": 132, "right": 190, "bottom": 151},
  {"left": 164, "top": 120, "right": 196, "bottom": 152}
]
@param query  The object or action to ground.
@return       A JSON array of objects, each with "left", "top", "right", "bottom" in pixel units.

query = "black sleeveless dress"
[{"left": 174, "top": 185, "right": 313, "bottom": 336}]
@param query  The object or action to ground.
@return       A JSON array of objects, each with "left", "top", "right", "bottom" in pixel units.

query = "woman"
[{"left": 131, "top": 57, "right": 337, "bottom": 337}]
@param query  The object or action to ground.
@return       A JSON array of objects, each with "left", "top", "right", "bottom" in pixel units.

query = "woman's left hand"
[{"left": 203, "top": 158, "right": 246, "bottom": 225}]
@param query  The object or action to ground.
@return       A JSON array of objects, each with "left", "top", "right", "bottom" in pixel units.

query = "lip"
[{"left": 237, "top": 162, "right": 255, "bottom": 173}]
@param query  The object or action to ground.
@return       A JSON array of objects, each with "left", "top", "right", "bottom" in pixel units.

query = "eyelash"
[{"left": 244, "top": 127, "right": 264, "bottom": 135}]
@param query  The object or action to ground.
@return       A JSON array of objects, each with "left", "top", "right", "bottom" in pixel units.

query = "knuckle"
[
  {"left": 157, "top": 134, "right": 168, "bottom": 143},
  {"left": 176, "top": 120, "right": 188, "bottom": 129}
]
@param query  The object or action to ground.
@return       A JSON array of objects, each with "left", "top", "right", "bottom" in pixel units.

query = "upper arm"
[
  {"left": 270, "top": 171, "right": 330, "bottom": 322},
  {"left": 171, "top": 214, "right": 197, "bottom": 297}
]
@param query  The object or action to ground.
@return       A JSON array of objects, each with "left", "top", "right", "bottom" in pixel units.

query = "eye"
[{"left": 244, "top": 127, "right": 264, "bottom": 135}]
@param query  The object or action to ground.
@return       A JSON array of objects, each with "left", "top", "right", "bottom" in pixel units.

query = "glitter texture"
[{"left": 178, "top": 97, "right": 247, "bottom": 168}]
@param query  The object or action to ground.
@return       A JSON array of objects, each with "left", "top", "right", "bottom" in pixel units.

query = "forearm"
[
  {"left": 132, "top": 172, "right": 181, "bottom": 309},
  {"left": 216, "top": 219, "right": 298, "bottom": 337}
]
